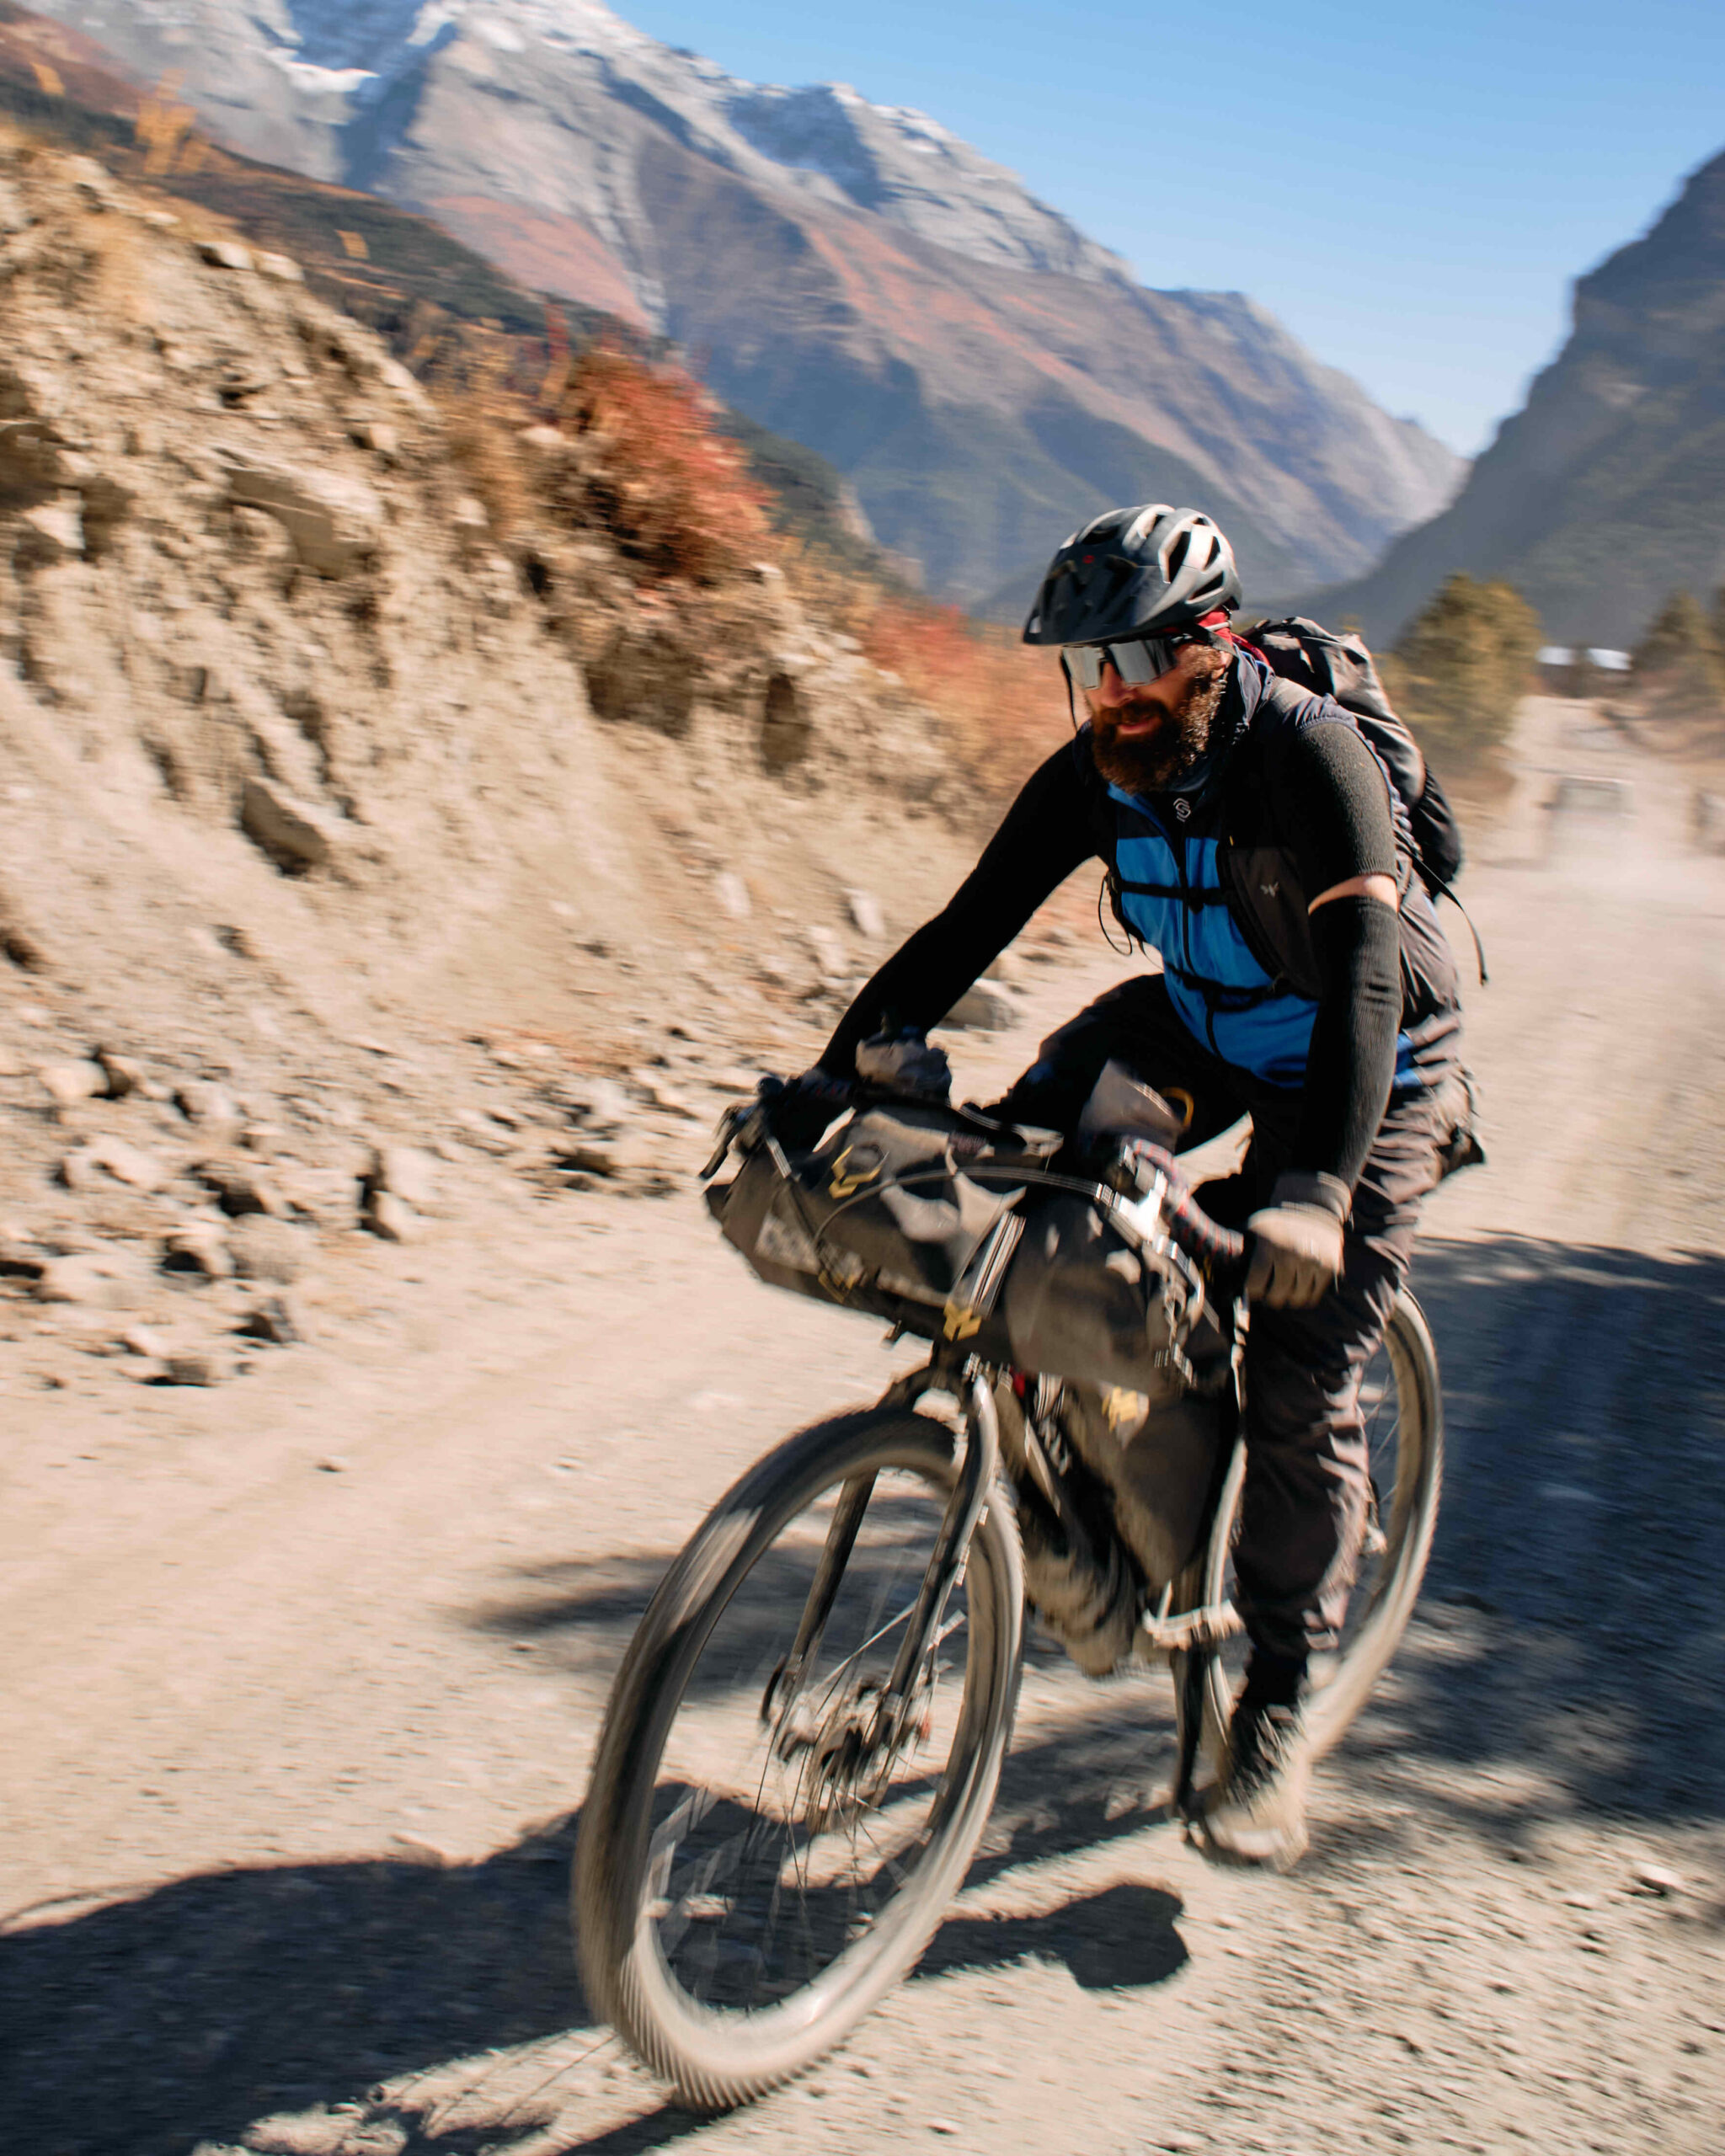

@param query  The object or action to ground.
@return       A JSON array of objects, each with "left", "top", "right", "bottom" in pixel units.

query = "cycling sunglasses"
[{"left": 1060, "top": 633, "right": 1194, "bottom": 691}]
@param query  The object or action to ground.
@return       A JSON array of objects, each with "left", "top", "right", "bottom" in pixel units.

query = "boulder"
[
  {"left": 714, "top": 871, "right": 751, "bottom": 921},
  {"left": 237, "top": 1293, "right": 302, "bottom": 1345},
  {"left": 807, "top": 926, "right": 846, "bottom": 979},
  {"left": 559, "top": 1131, "right": 658, "bottom": 1177},
  {"left": 561, "top": 1075, "right": 633, "bottom": 1131},
  {"left": 846, "top": 889, "right": 886, "bottom": 940},
  {"left": 36, "top": 1059, "right": 106, "bottom": 1110},
  {"left": 175, "top": 1081, "right": 243, "bottom": 1136},
  {"left": 228, "top": 1214, "right": 312, "bottom": 1283},
  {"left": 198, "top": 238, "right": 254, "bottom": 273},
  {"left": 200, "top": 1162, "right": 289, "bottom": 1218},
  {"left": 240, "top": 776, "right": 339, "bottom": 871},
  {"left": 95, "top": 1048, "right": 148, "bottom": 1098},
  {"left": 370, "top": 1143, "right": 439, "bottom": 1211},
  {"left": 17, "top": 498, "right": 83, "bottom": 561},
  {"left": 61, "top": 1137, "right": 170, "bottom": 1193},
  {"left": 35, "top": 1249, "right": 150, "bottom": 1307},
  {"left": 364, "top": 1189, "right": 418, "bottom": 1242},
  {"left": 163, "top": 1219, "right": 233, "bottom": 1278},
  {"left": 220, "top": 453, "right": 384, "bottom": 578},
  {"left": 269, "top": 1166, "right": 359, "bottom": 1230},
  {"left": 164, "top": 1347, "right": 236, "bottom": 1386},
  {"left": 941, "top": 984, "right": 1018, "bottom": 1032}
]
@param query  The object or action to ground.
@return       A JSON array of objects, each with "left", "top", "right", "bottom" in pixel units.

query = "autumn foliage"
[
  {"left": 558, "top": 343, "right": 776, "bottom": 584},
  {"left": 857, "top": 600, "right": 1065, "bottom": 788}
]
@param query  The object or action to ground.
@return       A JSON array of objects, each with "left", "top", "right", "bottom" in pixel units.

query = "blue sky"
[{"left": 620, "top": 0, "right": 1725, "bottom": 458}]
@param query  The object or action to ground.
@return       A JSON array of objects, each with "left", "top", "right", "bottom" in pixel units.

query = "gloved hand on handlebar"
[
  {"left": 1245, "top": 1171, "right": 1350, "bottom": 1309},
  {"left": 854, "top": 1027, "right": 952, "bottom": 1104},
  {"left": 761, "top": 1069, "right": 853, "bottom": 1153}
]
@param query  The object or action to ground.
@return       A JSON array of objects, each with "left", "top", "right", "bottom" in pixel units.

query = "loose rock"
[
  {"left": 61, "top": 1137, "right": 170, "bottom": 1193},
  {"left": 198, "top": 238, "right": 254, "bottom": 273},
  {"left": 94, "top": 1047, "right": 148, "bottom": 1098},
  {"left": 228, "top": 1215, "right": 312, "bottom": 1283},
  {"left": 240, "top": 776, "right": 339, "bottom": 872},
  {"left": 37, "top": 1059, "right": 107, "bottom": 1111},
  {"left": 35, "top": 1250, "right": 150, "bottom": 1308},
  {"left": 846, "top": 889, "right": 886, "bottom": 939},
  {"left": 559, "top": 1131, "right": 658, "bottom": 1177},
  {"left": 237, "top": 1294, "right": 302, "bottom": 1346},
  {"left": 200, "top": 1162, "right": 289, "bottom": 1218},
  {"left": 175, "top": 1081, "right": 243, "bottom": 1134},
  {"left": 941, "top": 983, "right": 1018, "bottom": 1031},
  {"left": 370, "top": 1143, "right": 440, "bottom": 1210},
  {"left": 220, "top": 452, "right": 384, "bottom": 578},
  {"left": 163, "top": 1219, "right": 233, "bottom": 1278},
  {"left": 714, "top": 870, "right": 752, "bottom": 920},
  {"left": 364, "top": 1189, "right": 419, "bottom": 1242},
  {"left": 163, "top": 1348, "right": 231, "bottom": 1385}
]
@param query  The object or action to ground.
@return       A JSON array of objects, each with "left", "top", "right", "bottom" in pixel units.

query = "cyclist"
[{"left": 798, "top": 504, "right": 1469, "bottom": 1869}]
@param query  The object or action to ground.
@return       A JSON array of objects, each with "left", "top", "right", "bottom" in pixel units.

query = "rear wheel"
[
  {"left": 1186, "top": 1290, "right": 1443, "bottom": 1765},
  {"left": 574, "top": 1403, "right": 1023, "bottom": 2110}
]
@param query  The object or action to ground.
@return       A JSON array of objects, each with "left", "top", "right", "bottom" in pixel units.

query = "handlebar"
[
  {"left": 708, "top": 1075, "right": 1252, "bottom": 1294},
  {"left": 1114, "top": 1139, "right": 1248, "bottom": 1277}
]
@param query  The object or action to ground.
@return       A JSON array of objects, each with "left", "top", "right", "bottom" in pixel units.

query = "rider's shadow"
[{"left": 916, "top": 1879, "right": 1187, "bottom": 1991}]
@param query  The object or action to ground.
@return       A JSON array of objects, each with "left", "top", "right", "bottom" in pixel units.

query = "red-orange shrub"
[
  {"left": 560, "top": 344, "right": 775, "bottom": 584},
  {"left": 859, "top": 599, "right": 1066, "bottom": 796}
]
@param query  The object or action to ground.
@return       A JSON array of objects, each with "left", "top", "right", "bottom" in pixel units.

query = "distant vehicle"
[{"left": 1549, "top": 776, "right": 1633, "bottom": 817}]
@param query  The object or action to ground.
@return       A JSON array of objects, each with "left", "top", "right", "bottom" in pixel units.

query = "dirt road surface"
[{"left": 3, "top": 700, "right": 1722, "bottom": 2155}]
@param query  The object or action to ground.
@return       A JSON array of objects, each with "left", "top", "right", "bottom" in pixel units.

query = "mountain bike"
[{"left": 574, "top": 1085, "right": 1442, "bottom": 2108}]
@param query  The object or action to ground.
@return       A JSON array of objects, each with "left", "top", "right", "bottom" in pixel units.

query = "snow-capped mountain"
[{"left": 42, "top": 0, "right": 1463, "bottom": 602}]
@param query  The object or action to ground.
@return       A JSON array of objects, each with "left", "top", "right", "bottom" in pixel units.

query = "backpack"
[{"left": 1247, "top": 616, "right": 1464, "bottom": 893}]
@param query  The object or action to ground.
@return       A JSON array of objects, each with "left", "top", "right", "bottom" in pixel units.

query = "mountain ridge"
[
  {"left": 1309, "top": 146, "right": 1725, "bottom": 648},
  {"left": 35, "top": 0, "right": 1465, "bottom": 604}
]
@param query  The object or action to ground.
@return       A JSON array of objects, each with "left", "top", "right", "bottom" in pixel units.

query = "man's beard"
[{"left": 1090, "top": 660, "right": 1230, "bottom": 795}]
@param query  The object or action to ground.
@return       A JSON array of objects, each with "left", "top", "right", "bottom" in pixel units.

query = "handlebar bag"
[{"left": 715, "top": 1103, "right": 1055, "bottom": 1338}]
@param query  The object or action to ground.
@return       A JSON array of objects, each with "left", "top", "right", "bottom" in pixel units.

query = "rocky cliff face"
[
  {"left": 0, "top": 131, "right": 1007, "bottom": 1374},
  {"left": 1314, "top": 147, "right": 1725, "bottom": 648},
  {"left": 32, "top": 0, "right": 1463, "bottom": 607}
]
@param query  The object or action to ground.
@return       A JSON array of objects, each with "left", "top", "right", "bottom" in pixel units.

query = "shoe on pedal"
[{"left": 1199, "top": 1695, "right": 1311, "bottom": 1871}]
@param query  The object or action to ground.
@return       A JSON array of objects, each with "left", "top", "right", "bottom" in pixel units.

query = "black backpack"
[{"left": 1249, "top": 616, "right": 1464, "bottom": 894}]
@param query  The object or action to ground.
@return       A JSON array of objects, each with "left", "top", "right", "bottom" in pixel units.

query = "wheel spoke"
[{"left": 638, "top": 1454, "right": 986, "bottom": 2020}]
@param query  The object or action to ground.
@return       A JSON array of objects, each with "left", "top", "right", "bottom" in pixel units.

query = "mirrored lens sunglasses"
[{"left": 1060, "top": 634, "right": 1190, "bottom": 691}]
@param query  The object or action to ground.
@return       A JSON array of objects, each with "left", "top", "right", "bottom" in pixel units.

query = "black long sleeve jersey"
[{"left": 819, "top": 658, "right": 1462, "bottom": 1193}]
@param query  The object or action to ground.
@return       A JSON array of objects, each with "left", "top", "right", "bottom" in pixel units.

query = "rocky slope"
[
  {"left": 24, "top": 0, "right": 1463, "bottom": 607},
  {"left": 0, "top": 131, "right": 1011, "bottom": 1388},
  {"left": 1315, "top": 147, "right": 1725, "bottom": 648}
]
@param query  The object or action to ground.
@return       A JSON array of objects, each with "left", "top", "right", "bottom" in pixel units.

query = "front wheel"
[
  {"left": 1188, "top": 1289, "right": 1444, "bottom": 1765},
  {"left": 574, "top": 1403, "right": 1024, "bottom": 2110}
]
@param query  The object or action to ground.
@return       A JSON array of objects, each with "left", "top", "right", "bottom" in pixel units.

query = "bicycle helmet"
[{"left": 1023, "top": 504, "right": 1242, "bottom": 646}]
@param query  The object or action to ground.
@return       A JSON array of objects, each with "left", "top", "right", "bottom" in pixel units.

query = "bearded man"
[{"left": 804, "top": 504, "right": 1469, "bottom": 1868}]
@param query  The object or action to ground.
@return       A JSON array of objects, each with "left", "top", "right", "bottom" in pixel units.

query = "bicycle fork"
[{"left": 763, "top": 1362, "right": 1001, "bottom": 1760}]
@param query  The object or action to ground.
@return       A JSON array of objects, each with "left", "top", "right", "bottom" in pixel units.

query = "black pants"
[{"left": 992, "top": 974, "right": 1458, "bottom": 1663}]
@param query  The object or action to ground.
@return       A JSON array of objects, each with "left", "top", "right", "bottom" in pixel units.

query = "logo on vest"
[
  {"left": 1260, "top": 881, "right": 1280, "bottom": 896},
  {"left": 1173, "top": 798, "right": 1191, "bottom": 821}
]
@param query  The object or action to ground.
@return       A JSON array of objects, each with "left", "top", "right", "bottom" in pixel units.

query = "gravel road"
[{"left": 3, "top": 701, "right": 1722, "bottom": 2156}]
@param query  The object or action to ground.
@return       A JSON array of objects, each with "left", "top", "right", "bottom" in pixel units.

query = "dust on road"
[{"left": 3, "top": 702, "right": 1722, "bottom": 2156}]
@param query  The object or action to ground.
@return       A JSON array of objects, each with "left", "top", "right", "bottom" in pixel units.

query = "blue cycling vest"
[
  {"left": 1108, "top": 784, "right": 1317, "bottom": 1085},
  {"left": 1108, "top": 782, "right": 1427, "bottom": 1090}
]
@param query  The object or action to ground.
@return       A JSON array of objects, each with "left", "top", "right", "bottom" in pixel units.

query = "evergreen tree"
[
  {"left": 1382, "top": 574, "right": 1542, "bottom": 759},
  {"left": 1632, "top": 590, "right": 1725, "bottom": 718}
]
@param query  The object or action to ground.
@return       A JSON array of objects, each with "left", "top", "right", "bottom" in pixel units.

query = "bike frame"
[{"left": 767, "top": 1345, "right": 1244, "bottom": 1820}]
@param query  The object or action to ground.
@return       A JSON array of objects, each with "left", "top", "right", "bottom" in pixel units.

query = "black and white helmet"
[{"left": 1022, "top": 504, "right": 1242, "bottom": 646}]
